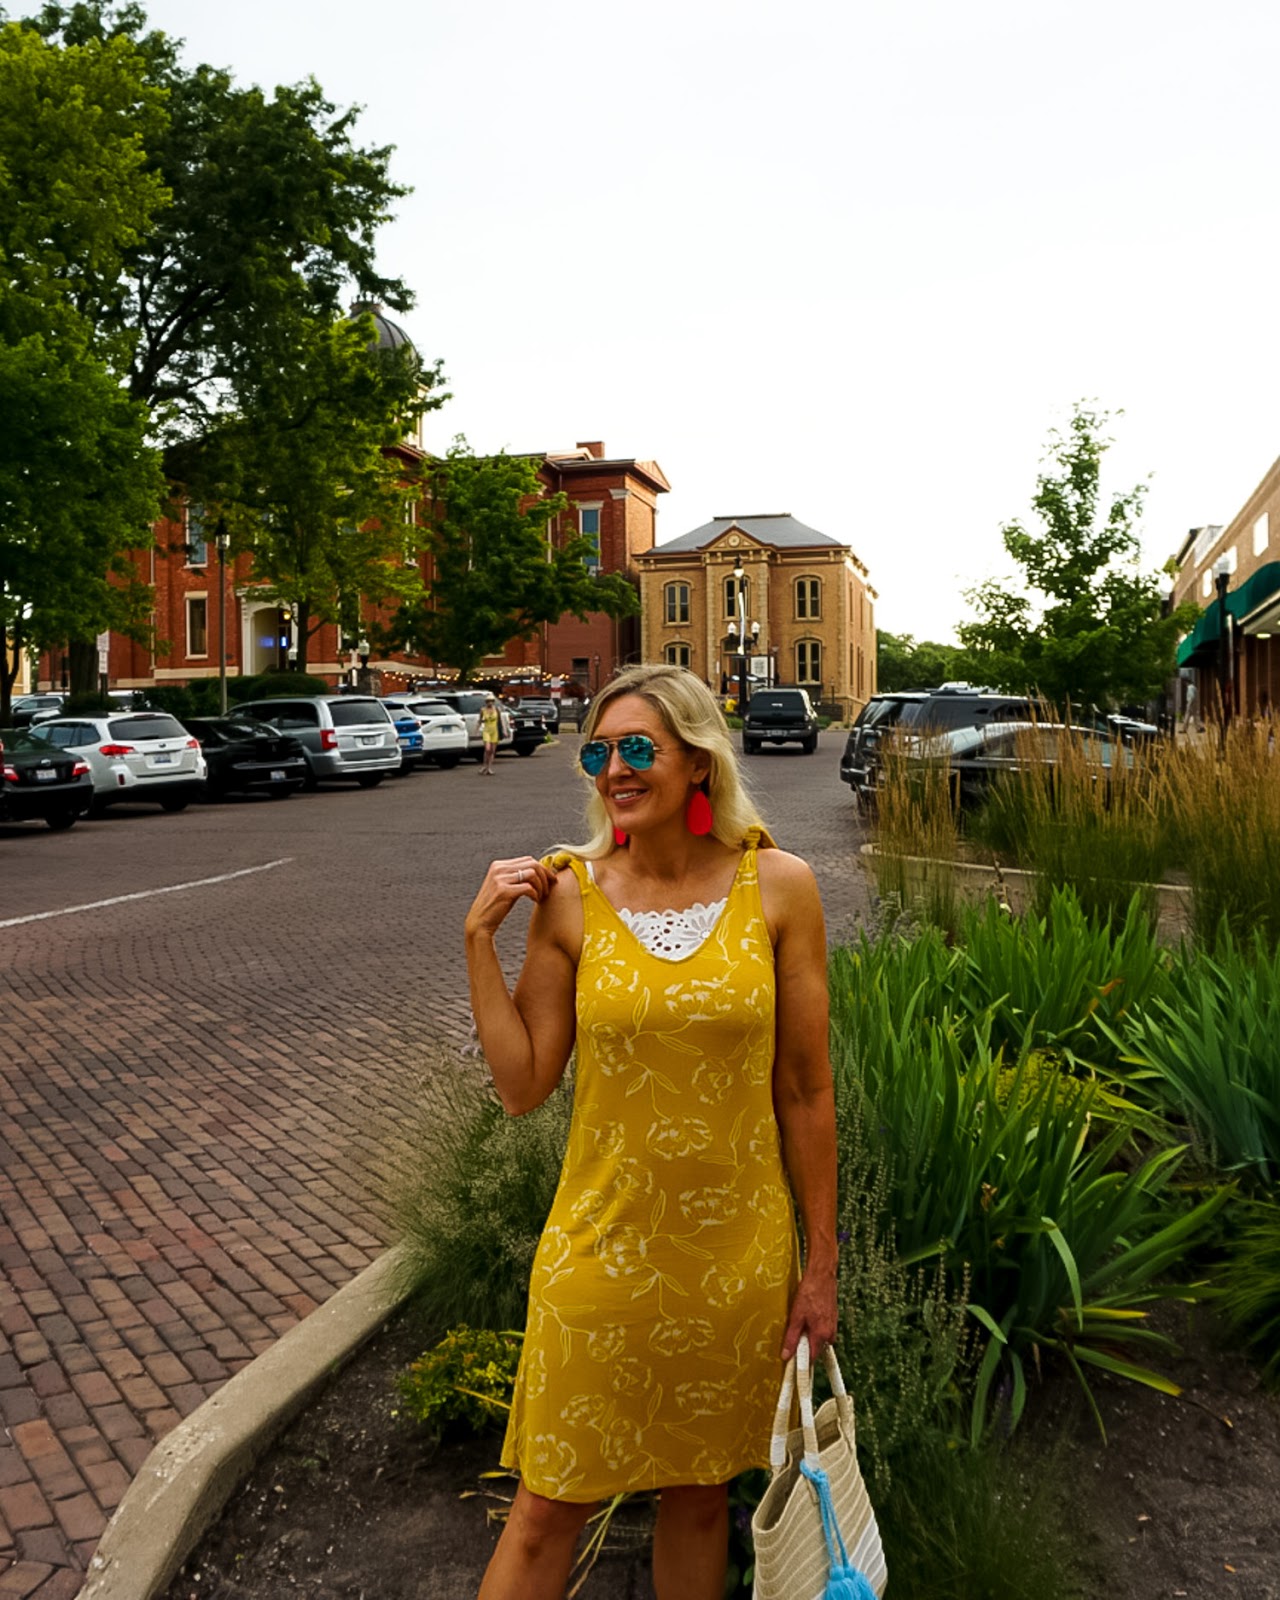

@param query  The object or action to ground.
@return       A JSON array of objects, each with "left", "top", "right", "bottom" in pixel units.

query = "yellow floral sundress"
[{"left": 500, "top": 828, "right": 799, "bottom": 1500}]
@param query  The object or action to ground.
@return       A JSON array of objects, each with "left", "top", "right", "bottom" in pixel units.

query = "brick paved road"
[{"left": 0, "top": 732, "right": 869, "bottom": 1597}]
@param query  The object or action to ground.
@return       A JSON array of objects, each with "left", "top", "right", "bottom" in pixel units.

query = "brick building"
[
  {"left": 1172, "top": 454, "right": 1280, "bottom": 717},
  {"left": 636, "top": 514, "right": 877, "bottom": 721}
]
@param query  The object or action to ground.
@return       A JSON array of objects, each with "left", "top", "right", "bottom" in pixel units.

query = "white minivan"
[{"left": 235, "top": 694, "right": 400, "bottom": 787}]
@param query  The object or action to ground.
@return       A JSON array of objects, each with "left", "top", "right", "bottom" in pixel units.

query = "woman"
[
  {"left": 480, "top": 694, "right": 502, "bottom": 775},
  {"left": 465, "top": 665, "right": 837, "bottom": 1600}
]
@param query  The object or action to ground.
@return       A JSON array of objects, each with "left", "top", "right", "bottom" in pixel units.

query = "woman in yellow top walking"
[
  {"left": 465, "top": 665, "right": 838, "bottom": 1600},
  {"left": 480, "top": 694, "right": 502, "bottom": 775}
]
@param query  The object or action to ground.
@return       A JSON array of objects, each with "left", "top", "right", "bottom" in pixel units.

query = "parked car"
[
  {"left": 0, "top": 729, "right": 94, "bottom": 830},
  {"left": 840, "top": 692, "right": 931, "bottom": 799},
  {"left": 516, "top": 696, "right": 560, "bottom": 733},
  {"left": 872, "top": 721, "right": 1132, "bottom": 812},
  {"left": 742, "top": 688, "right": 820, "bottom": 754},
  {"left": 233, "top": 694, "right": 399, "bottom": 787},
  {"left": 386, "top": 708, "right": 426, "bottom": 773},
  {"left": 8, "top": 693, "right": 66, "bottom": 728},
  {"left": 183, "top": 716, "right": 308, "bottom": 800},
  {"left": 379, "top": 697, "right": 468, "bottom": 769},
  {"left": 853, "top": 687, "right": 1038, "bottom": 807},
  {"left": 420, "top": 690, "right": 515, "bottom": 759},
  {"left": 502, "top": 701, "right": 550, "bottom": 757},
  {"left": 30, "top": 713, "right": 206, "bottom": 812}
]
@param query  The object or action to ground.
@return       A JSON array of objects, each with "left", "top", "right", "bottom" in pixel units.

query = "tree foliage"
[
  {"left": 876, "top": 631, "right": 973, "bottom": 693},
  {"left": 0, "top": 19, "right": 165, "bottom": 717},
  {"left": 210, "top": 314, "right": 443, "bottom": 671},
  {"left": 958, "top": 404, "right": 1196, "bottom": 709},
  {"left": 388, "top": 444, "right": 640, "bottom": 684}
]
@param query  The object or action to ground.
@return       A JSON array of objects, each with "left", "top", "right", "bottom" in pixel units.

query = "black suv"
[
  {"left": 742, "top": 688, "right": 820, "bottom": 754},
  {"left": 851, "top": 687, "right": 1036, "bottom": 806},
  {"left": 840, "top": 692, "right": 931, "bottom": 799}
]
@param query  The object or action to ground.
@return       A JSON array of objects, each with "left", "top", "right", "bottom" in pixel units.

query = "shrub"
[
  {"left": 229, "top": 670, "right": 331, "bottom": 702},
  {"left": 870, "top": 741, "right": 960, "bottom": 932},
  {"left": 395, "top": 1325, "right": 522, "bottom": 1435},
  {"left": 1215, "top": 1199, "right": 1280, "bottom": 1387},
  {"left": 384, "top": 1072, "right": 572, "bottom": 1332},
  {"left": 1160, "top": 725, "right": 1280, "bottom": 946},
  {"left": 1115, "top": 931, "right": 1280, "bottom": 1185},
  {"left": 828, "top": 963, "right": 1227, "bottom": 1439}
]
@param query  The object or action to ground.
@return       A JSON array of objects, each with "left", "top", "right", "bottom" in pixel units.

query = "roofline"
[{"left": 546, "top": 456, "right": 671, "bottom": 494}]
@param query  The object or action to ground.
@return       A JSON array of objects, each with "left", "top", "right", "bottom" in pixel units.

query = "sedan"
[
  {"left": 8, "top": 693, "right": 66, "bottom": 728},
  {"left": 517, "top": 697, "right": 561, "bottom": 733},
  {"left": 380, "top": 697, "right": 468, "bottom": 769},
  {"left": 386, "top": 708, "right": 427, "bottom": 774},
  {"left": 0, "top": 729, "right": 94, "bottom": 830},
  {"left": 873, "top": 722, "right": 1131, "bottom": 812},
  {"left": 183, "top": 717, "right": 308, "bottom": 800},
  {"left": 30, "top": 713, "right": 207, "bottom": 813}
]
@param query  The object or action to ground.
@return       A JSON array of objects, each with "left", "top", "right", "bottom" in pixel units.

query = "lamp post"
[
  {"left": 215, "top": 518, "right": 230, "bottom": 714},
  {"left": 1214, "top": 555, "right": 1232, "bottom": 736},
  {"left": 357, "top": 636, "right": 370, "bottom": 692},
  {"left": 731, "top": 556, "right": 750, "bottom": 712}
]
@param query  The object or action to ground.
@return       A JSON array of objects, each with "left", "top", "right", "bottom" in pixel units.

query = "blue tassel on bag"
[{"left": 798, "top": 1461, "right": 878, "bottom": 1600}]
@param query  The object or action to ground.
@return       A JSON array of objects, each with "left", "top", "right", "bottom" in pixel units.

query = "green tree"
[
  {"left": 0, "top": 19, "right": 165, "bottom": 718},
  {"left": 876, "top": 631, "right": 972, "bottom": 693},
  {"left": 211, "top": 313, "right": 442, "bottom": 672},
  {"left": 390, "top": 444, "right": 639, "bottom": 685},
  {"left": 958, "top": 404, "right": 1196, "bottom": 709},
  {"left": 18, "top": 2, "right": 430, "bottom": 687}
]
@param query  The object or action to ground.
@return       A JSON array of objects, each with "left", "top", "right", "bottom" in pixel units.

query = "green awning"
[
  {"left": 1229, "top": 560, "right": 1280, "bottom": 629},
  {"left": 1176, "top": 605, "right": 1223, "bottom": 668},
  {"left": 1175, "top": 561, "right": 1280, "bottom": 666}
]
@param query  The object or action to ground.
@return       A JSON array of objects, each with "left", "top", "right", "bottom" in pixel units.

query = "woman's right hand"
[{"left": 465, "top": 856, "right": 557, "bottom": 941}]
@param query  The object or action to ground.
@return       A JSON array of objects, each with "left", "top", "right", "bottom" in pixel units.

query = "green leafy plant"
[
  {"left": 829, "top": 963, "right": 1226, "bottom": 1439},
  {"left": 396, "top": 1325, "right": 522, "bottom": 1434},
  {"left": 1215, "top": 1199, "right": 1280, "bottom": 1387},
  {"left": 385, "top": 1072, "right": 572, "bottom": 1331},
  {"left": 1114, "top": 933, "right": 1280, "bottom": 1185}
]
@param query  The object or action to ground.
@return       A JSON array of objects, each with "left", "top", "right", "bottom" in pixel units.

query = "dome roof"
[{"left": 348, "top": 301, "right": 418, "bottom": 366}]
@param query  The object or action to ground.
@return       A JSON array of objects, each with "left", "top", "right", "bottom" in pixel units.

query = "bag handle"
[{"left": 767, "top": 1335, "right": 855, "bottom": 1474}]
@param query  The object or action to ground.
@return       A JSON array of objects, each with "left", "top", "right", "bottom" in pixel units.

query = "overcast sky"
[{"left": 145, "top": 0, "right": 1280, "bottom": 641}]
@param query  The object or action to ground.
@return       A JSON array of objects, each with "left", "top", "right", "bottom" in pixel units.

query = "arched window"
[
  {"left": 795, "top": 577, "right": 821, "bottom": 620},
  {"left": 796, "top": 640, "right": 822, "bottom": 686},
  {"left": 724, "top": 575, "right": 740, "bottom": 618},
  {"left": 664, "top": 642, "right": 691, "bottom": 668},
  {"left": 664, "top": 582, "right": 690, "bottom": 625}
]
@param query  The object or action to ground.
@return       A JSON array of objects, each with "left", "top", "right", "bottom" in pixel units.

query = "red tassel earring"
[
  {"left": 686, "top": 784, "right": 714, "bottom": 836},
  {"left": 613, "top": 826, "right": 629, "bottom": 847}
]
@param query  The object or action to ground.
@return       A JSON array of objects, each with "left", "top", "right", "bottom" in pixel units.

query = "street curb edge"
[{"left": 78, "top": 1243, "right": 412, "bottom": 1600}]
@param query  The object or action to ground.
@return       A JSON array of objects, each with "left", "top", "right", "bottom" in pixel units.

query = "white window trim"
[
  {"left": 664, "top": 581, "right": 690, "bottom": 625},
  {"left": 186, "top": 593, "right": 210, "bottom": 659},
  {"left": 796, "top": 638, "right": 822, "bottom": 686},
  {"left": 1255, "top": 513, "right": 1270, "bottom": 557},
  {"left": 795, "top": 575, "right": 821, "bottom": 621}
]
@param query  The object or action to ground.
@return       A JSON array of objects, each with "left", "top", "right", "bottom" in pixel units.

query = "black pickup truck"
[{"left": 742, "top": 688, "right": 820, "bottom": 754}]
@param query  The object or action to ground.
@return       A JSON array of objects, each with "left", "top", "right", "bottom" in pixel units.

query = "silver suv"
[{"left": 234, "top": 694, "right": 399, "bottom": 787}]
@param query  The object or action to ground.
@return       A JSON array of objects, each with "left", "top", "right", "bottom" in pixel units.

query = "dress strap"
[
  {"left": 741, "top": 824, "right": 777, "bottom": 851},
  {"left": 542, "top": 850, "right": 587, "bottom": 884}
]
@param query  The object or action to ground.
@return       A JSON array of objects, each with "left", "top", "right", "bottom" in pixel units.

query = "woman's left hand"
[{"left": 780, "top": 1265, "right": 838, "bottom": 1363}]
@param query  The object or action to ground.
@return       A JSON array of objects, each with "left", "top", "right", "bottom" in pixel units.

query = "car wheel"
[
  {"left": 393, "top": 762, "right": 414, "bottom": 777},
  {"left": 743, "top": 739, "right": 758, "bottom": 755},
  {"left": 268, "top": 786, "right": 293, "bottom": 800},
  {"left": 356, "top": 773, "right": 384, "bottom": 789},
  {"left": 45, "top": 810, "right": 78, "bottom": 832},
  {"left": 160, "top": 796, "right": 189, "bottom": 813},
  {"left": 434, "top": 754, "right": 461, "bottom": 770},
  {"left": 802, "top": 734, "right": 818, "bottom": 754},
  {"left": 515, "top": 744, "right": 536, "bottom": 757},
  {"left": 88, "top": 796, "right": 108, "bottom": 818}
]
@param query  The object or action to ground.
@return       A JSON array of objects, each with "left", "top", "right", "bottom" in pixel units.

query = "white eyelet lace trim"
[
  {"left": 615, "top": 898, "right": 728, "bottom": 960},
  {"left": 586, "top": 861, "right": 726, "bottom": 960}
]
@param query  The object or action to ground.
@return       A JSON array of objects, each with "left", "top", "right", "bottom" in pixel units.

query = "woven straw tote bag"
[{"left": 751, "top": 1336, "right": 887, "bottom": 1600}]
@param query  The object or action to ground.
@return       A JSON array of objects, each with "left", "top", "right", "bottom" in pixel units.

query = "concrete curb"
[{"left": 78, "top": 1243, "right": 413, "bottom": 1600}]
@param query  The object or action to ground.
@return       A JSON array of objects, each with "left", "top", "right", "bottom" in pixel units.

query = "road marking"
[{"left": 0, "top": 858, "right": 293, "bottom": 931}]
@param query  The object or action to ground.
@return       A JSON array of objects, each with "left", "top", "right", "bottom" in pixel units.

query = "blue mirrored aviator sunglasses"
[{"left": 579, "top": 734, "right": 661, "bottom": 776}]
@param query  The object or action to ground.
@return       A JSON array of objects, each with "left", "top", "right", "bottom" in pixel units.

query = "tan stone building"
[
  {"left": 1172, "top": 455, "right": 1280, "bottom": 717},
  {"left": 636, "top": 514, "right": 876, "bottom": 721}
]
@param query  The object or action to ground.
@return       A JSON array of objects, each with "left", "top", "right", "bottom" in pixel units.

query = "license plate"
[
  {"left": 270, "top": 769, "right": 286, "bottom": 782},
  {"left": 360, "top": 735, "right": 379, "bottom": 746},
  {"left": 152, "top": 752, "right": 173, "bottom": 765},
  {"left": 35, "top": 769, "right": 57, "bottom": 782}
]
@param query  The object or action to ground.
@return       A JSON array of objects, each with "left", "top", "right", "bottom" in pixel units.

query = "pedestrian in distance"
[
  {"left": 480, "top": 693, "right": 501, "bottom": 775},
  {"left": 464, "top": 663, "right": 839, "bottom": 1600}
]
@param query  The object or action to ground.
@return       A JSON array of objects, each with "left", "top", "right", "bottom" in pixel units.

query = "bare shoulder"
[{"left": 755, "top": 848, "right": 824, "bottom": 939}]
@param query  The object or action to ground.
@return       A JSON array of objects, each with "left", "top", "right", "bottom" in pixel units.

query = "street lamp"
[
  {"left": 214, "top": 517, "right": 230, "bottom": 714},
  {"left": 1214, "top": 555, "right": 1233, "bottom": 730},
  {"left": 731, "top": 557, "right": 750, "bottom": 711}
]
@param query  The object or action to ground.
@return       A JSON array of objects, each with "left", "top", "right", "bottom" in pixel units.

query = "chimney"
[{"left": 576, "top": 441, "right": 605, "bottom": 459}]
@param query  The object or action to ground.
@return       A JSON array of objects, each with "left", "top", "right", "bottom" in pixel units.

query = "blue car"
[{"left": 389, "top": 710, "right": 426, "bottom": 773}]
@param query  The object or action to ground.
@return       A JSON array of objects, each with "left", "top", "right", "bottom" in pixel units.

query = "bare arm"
[
  {"left": 464, "top": 856, "right": 581, "bottom": 1116},
  {"left": 760, "top": 850, "right": 839, "bottom": 1360}
]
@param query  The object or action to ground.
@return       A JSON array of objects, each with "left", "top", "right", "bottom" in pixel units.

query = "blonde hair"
[{"left": 551, "top": 665, "right": 773, "bottom": 860}]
